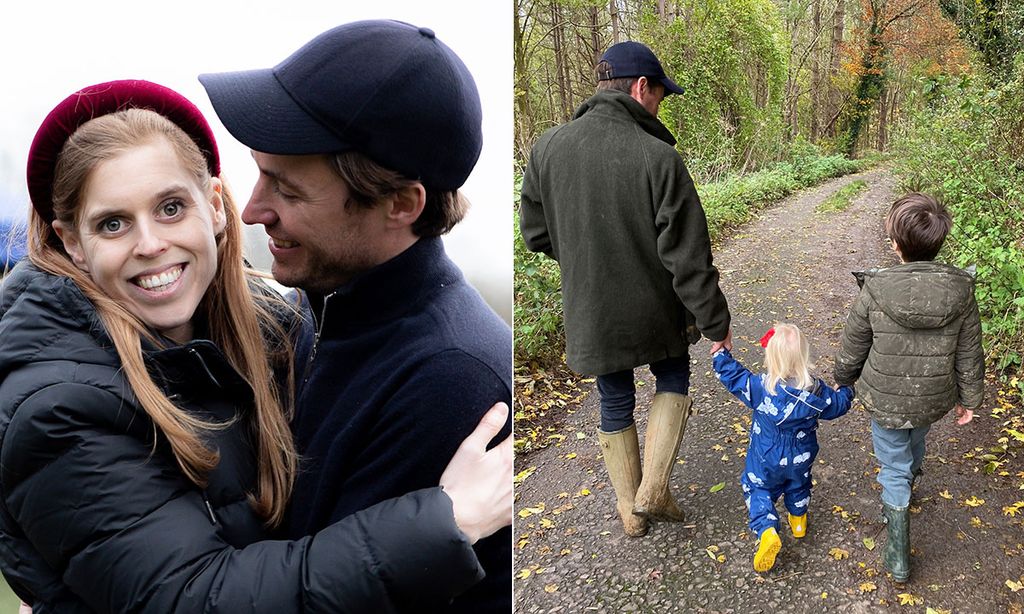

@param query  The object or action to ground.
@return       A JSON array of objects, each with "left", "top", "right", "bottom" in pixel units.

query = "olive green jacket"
[
  {"left": 834, "top": 261, "right": 985, "bottom": 429},
  {"left": 519, "top": 89, "right": 730, "bottom": 375}
]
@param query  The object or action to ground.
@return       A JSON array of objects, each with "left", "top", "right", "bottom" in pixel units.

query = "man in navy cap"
[
  {"left": 520, "top": 41, "right": 732, "bottom": 537},
  {"left": 200, "top": 20, "right": 511, "bottom": 613}
]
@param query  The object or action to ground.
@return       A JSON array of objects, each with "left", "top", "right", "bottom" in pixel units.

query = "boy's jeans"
[
  {"left": 871, "top": 420, "right": 931, "bottom": 508},
  {"left": 596, "top": 354, "right": 690, "bottom": 431}
]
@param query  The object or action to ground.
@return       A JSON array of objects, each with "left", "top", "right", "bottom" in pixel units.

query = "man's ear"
[
  {"left": 208, "top": 177, "right": 227, "bottom": 234},
  {"left": 630, "top": 76, "right": 649, "bottom": 104},
  {"left": 52, "top": 220, "right": 89, "bottom": 272},
  {"left": 384, "top": 184, "right": 426, "bottom": 229}
]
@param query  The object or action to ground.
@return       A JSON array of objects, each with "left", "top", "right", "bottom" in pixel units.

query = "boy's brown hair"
[{"left": 885, "top": 193, "right": 952, "bottom": 262}]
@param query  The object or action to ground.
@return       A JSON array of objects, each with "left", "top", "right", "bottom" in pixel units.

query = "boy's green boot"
[{"left": 881, "top": 502, "right": 910, "bottom": 582}]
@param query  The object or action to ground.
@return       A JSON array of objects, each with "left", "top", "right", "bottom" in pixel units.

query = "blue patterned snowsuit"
[{"left": 713, "top": 349, "right": 853, "bottom": 536}]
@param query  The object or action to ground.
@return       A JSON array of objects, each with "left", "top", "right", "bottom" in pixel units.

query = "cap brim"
[
  {"left": 660, "top": 76, "right": 685, "bottom": 95},
  {"left": 199, "top": 68, "right": 353, "bottom": 155}
]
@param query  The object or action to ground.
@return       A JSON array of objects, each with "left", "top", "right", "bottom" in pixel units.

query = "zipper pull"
[{"left": 202, "top": 493, "right": 219, "bottom": 525}]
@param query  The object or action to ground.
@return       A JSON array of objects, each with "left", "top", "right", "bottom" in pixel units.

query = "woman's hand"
[{"left": 439, "top": 402, "right": 513, "bottom": 544}]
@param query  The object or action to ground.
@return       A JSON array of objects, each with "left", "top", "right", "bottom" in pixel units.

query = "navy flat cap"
[
  {"left": 199, "top": 20, "right": 483, "bottom": 192},
  {"left": 598, "top": 41, "right": 684, "bottom": 95}
]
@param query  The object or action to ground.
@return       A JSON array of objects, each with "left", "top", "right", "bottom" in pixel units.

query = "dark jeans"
[{"left": 596, "top": 354, "right": 690, "bottom": 432}]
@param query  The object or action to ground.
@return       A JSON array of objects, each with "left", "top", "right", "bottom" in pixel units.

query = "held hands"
[
  {"left": 709, "top": 328, "right": 733, "bottom": 355},
  {"left": 439, "top": 402, "right": 513, "bottom": 544},
  {"left": 955, "top": 404, "right": 974, "bottom": 426}
]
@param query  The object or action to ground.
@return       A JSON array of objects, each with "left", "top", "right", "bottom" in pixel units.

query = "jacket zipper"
[
  {"left": 301, "top": 292, "right": 334, "bottom": 389},
  {"left": 202, "top": 492, "right": 219, "bottom": 525}
]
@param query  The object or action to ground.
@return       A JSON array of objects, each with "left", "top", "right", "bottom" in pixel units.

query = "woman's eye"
[
  {"left": 160, "top": 200, "right": 184, "bottom": 217},
  {"left": 99, "top": 218, "right": 122, "bottom": 233}
]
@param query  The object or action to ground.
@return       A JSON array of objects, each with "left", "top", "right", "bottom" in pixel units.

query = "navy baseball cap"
[
  {"left": 199, "top": 20, "right": 483, "bottom": 192},
  {"left": 598, "top": 41, "right": 684, "bottom": 95}
]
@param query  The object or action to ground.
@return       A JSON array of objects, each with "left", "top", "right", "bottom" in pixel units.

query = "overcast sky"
[{"left": 0, "top": 0, "right": 512, "bottom": 319}]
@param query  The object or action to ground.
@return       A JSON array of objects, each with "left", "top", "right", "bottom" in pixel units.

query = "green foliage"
[
  {"left": 642, "top": 0, "right": 789, "bottom": 179},
  {"left": 513, "top": 174, "right": 564, "bottom": 364},
  {"left": 892, "top": 65, "right": 1024, "bottom": 372},
  {"left": 513, "top": 143, "right": 870, "bottom": 366},
  {"left": 816, "top": 180, "right": 869, "bottom": 214}
]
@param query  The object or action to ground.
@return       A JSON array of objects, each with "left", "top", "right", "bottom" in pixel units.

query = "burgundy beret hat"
[{"left": 27, "top": 79, "right": 221, "bottom": 223}]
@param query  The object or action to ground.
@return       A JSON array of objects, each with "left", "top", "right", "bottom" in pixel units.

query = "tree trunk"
[
  {"left": 514, "top": 0, "right": 534, "bottom": 161},
  {"left": 810, "top": 0, "right": 822, "bottom": 141},
  {"left": 589, "top": 5, "right": 602, "bottom": 68},
  {"left": 827, "top": 0, "right": 846, "bottom": 137},
  {"left": 610, "top": 0, "right": 620, "bottom": 43},
  {"left": 876, "top": 86, "right": 888, "bottom": 150},
  {"left": 551, "top": 1, "right": 572, "bottom": 122}
]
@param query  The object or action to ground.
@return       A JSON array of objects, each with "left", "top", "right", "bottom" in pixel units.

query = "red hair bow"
[{"left": 759, "top": 328, "right": 775, "bottom": 348}]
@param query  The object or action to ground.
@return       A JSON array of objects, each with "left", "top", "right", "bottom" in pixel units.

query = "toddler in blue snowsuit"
[{"left": 712, "top": 323, "right": 853, "bottom": 572}]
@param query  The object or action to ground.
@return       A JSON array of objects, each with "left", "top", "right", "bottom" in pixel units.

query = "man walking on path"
[
  {"left": 200, "top": 20, "right": 512, "bottom": 612},
  {"left": 519, "top": 41, "right": 732, "bottom": 537}
]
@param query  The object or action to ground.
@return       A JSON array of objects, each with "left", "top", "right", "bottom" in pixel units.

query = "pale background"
[{"left": 0, "top": 0, "right": 512, "bottom": 321}]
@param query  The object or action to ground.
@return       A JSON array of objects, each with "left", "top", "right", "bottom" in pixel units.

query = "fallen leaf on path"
[
  {"left": 710, "top": 482, "right": 726, "bottom": 493},
  {"left": 578, "top": 488, "right": 591, "bottom": 496},
  {"left": 925, "top": 608, "right": 952, "bottom": 614},
  {"left": 829, "top": 547, "right": 849, "bottom": 560},
  {"left": 964, "top": 496, "right": 985, "bottom": 507},
  {"left": 859, "top": 582, "right": 876, "bottom": 593},
  {"left": 939, "top": 490, "right": 953, "bottom": 500},
  {"left": 1003, "top": 501, "right": 1024, "bottom": 517},
  {"left": 543, "top": 584, "right": 558, "bottom": 593},
  {"left": 897, "top": 592, "right": 922, "bottom": 605},
  {"left": 576, "top": 432, "right": 587, "bottom": 440},
  {"left": 564, "top": 452, "right": 577, "bottom": 459},
  {"left": 518, "top": 503, "right": 545, "bottom": 518},
  {"left": 517, "top": 569, "right": 531, "bottom": 579},
  {"left": 514, "top": 467, "right": 537, "bottom": 484},
  {"left": 1007, "top": 579, "right": 1024, "bottom": 592},
  {"left": 863, "top": 537, "right": 876, "bottom": 550},
  {"left": 648, "top": 569, "right": 663, "bottom": 581},
  {"left": 540, "top": 518, "right": 555, "bottom": 529}
]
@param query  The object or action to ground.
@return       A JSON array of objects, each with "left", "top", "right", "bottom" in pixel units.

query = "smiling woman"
[{"left": 52, "top": 118, "right": 226, "bottom": 344}]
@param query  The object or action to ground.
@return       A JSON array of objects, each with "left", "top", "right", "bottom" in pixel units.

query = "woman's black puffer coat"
[{"left": 0, "top": 263, "right": 483, "bottom": 613}]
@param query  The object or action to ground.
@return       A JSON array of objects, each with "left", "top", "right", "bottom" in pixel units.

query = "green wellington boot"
[
  {"left": 597, "top": 425, "right": 648, "bottom": 537},
  {"left": 632, "top": 393, "right": 691, "bottom": 521},
  {"left": 881, "top": 502, "right": 911, "bottom": 582}
]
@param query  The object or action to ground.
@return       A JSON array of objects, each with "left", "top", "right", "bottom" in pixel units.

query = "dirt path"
[{"left": 513, "top": 168, "right": 1024, "bottom": 614}]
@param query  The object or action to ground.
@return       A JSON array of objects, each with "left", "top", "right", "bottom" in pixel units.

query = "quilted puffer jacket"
[
  {"left": 0, "top": 263, "right": 483, "bottom": 613},
  {"left": 834, "top": 261, "right": 985, "bottom": 429}
]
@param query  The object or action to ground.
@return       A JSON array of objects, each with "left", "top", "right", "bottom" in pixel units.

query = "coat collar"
[
  {"left": 303, "top": 236, "right": 461, "bottom": 336},
  {"left": 574, "top": 89, "right": 677, "bottom": 147}
]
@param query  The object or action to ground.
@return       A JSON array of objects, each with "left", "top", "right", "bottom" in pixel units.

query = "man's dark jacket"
[
  {"left": 520, "top": 89, "right": 730, "bottom": 375},
  {"left": 834, "top": 261, "right": 985, "bottom": 429},
  {"left": 0, "top": 263, "right": 484, "bottom": 613},
  {"left": 287, "top": 237, "right": 513, "bottom": 614}
]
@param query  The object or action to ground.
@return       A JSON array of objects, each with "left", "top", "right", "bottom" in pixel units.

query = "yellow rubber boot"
[
  {"left": 788, "top": 513, "right": 807, "bottom": 538},
  {"left": 753, "top": 527, "right": 782, "bottom": 572}
]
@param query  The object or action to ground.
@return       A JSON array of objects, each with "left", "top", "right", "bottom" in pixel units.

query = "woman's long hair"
[
  {"left": 763, "top": 322, "right": 815, "bottom": 395},
  {"left": 28, "top": 109, "right": 297, "bottom": 527}
]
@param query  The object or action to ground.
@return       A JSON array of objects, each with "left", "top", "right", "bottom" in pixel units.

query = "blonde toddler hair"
[{"left": 763, "top": 322, "right": 815, "bottom": 394}]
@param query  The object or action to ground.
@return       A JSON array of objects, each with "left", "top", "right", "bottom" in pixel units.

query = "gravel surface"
[{"left": 513, "top": 168, "right": 1024, "bottom": 614}]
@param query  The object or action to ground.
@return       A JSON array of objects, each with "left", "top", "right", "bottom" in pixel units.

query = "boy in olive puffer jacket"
[{"left": 834, "top": 192, "right": 984, "bottom": 583}]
